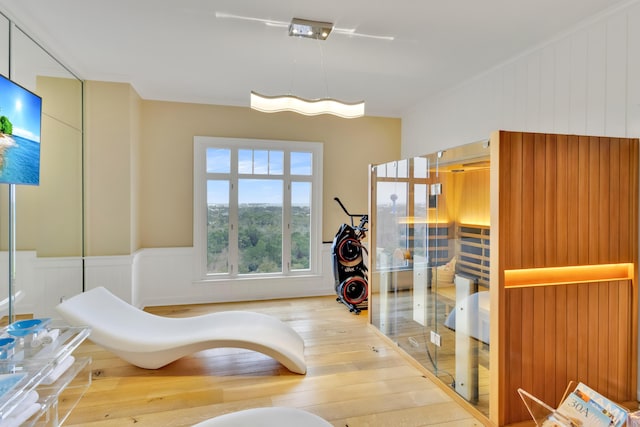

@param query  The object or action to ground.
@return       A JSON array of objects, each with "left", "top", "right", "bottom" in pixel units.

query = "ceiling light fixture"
[
  {"left": 250, "top": 91, "right": 365, "bottom": 118},
  {"left": 250, "top": 17, "right": 365, "bottom": 119},
  {"left": 288, "top": 18, "right": 333, "bottom": 40},
  {"left": 215, "top": 12, "right": 395, "bottom": 41}
]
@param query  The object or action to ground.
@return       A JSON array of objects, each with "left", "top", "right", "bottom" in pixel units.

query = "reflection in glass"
[{"left": 369, "top": 142, "right": 491, "bottom": 416}]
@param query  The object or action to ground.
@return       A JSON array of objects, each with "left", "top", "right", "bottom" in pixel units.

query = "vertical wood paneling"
[
  {"left": 588, "top": 137, "right": 600, "bottom": 264},
  {"left": 586, "top": 282, "right": 599, "bottom": 387},
  {"left": 598, "top": 282, "right": 610, "bottom": 394},
  {"left": 521, "top": 133, "right": 535, "bottom": 267},
  {"left": 556, "top": 135, "right": 568, "bottom": 265},
  {"left": 554, "top": 283, "right": 568, "bottom": 403},
  {"left": 608, "top": 280, "right": 620, "bottom": 397},
  {"left": 565, "top": 281, "right": 579, "bottom": 388},
  {"left": 533, "top": 133, "right": 546, "bottom": 267},
  {"left": 507, "top": 289, "right": 524, "bottom": 422},
  {"left": 543, "top": 286, "right": 557, "bottom": 403},
  {"left": 618, "top": 139, "right": 631, "bottom": 259},
  {"left": 609, "top": 140, "right": 621, "bottom": 261},
  {"left": 498, "top": 131, "right": 638, "bottom": 425},
  {"left": 598, "top": 138, "right": 610, "bottom": 263},
  {"left": 577, "top": 136, "right": 590, "bottom": 263},
  {"left": 508, "top": 133, "right": 523, "bottom": 268},
  {"left": 544, "top": 134, "right": 557, "bottom": 264},
  {"left": 567, "top": 136, "right": 580, "bottom": 265}
]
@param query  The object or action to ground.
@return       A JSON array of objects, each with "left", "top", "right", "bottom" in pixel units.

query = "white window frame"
[{"left": 193, "top": 136, "right": 323, "bottom": 282}]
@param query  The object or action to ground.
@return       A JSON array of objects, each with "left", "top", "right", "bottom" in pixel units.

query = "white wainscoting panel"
[
  {"left": 133, "top": 244, "right": 336, "bottom": 308},
  {"left": 84, "top": 255, "right": 134, "bottom": 304},
  {"left": 34, "top": 256, "right": 83, "bottom": 319},
  {"left": 0, "top": 252, "right": 83, "bottom": 320},
  {"left": 401, "top": 1, "right": 640, "bottom": 158}
]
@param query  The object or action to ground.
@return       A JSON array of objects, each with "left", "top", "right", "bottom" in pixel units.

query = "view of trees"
[{"left": 207, "top": 204, "right": 310, "bottom": 274}]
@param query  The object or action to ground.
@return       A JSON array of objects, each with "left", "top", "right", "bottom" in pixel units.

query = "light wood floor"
[{"left": 62, "top": 295, "right": 486, "bottom": 427}]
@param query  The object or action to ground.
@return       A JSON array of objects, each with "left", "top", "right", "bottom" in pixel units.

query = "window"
[{"left": 194, "top": 137, "right": 323, "bottom": 280}]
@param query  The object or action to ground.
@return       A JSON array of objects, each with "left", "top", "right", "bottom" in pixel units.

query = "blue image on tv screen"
[{"left": 0, "top": 74, "right": 42, "bottom": 185}]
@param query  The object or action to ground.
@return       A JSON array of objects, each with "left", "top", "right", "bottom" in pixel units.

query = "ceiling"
[{"left": 0, "top": 0, "right": 631, "bottom": 118}]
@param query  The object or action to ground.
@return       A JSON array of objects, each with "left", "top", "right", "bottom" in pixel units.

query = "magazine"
[
  {"left": 556, "top": 382, "right": 628, "bottom": 427},
  {"left": 556, "top": 391, "right": 612, "bottom": 427}
]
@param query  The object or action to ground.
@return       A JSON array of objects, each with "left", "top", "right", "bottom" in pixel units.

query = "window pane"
[
  {"left": 207, "top": 180, "right": 229, "bottom": 274},
  {"left": 238, "top": 149, "right": 252, "bottom": 174},
  {"left": 413, "top": 156, "right": 427, "bottom": 178},
  {"left": 376, "top": 181, "right": 409, "bottom": 267},
  {"left": 206, "top": 148, "right": 230, "bottom": 173},
  {"left": 291, "top": 152, "right": 312, "bottom": 175},
  {"left": 291, "top": 182, "right": 311, "bottom": 270},
  {"left": 413, "top": 183, "right": 428, "bottom": 258},
  {"left": 397, "top": 159, "right": 408, "bottom": 178},
  {"left": 269, "top": 150, "right": 284, "bottom": 175},
  {"left": 238, "top": 179, "right": 283, "bottom": 274},
  {"left": 254, "top": 150, "right": 268, "bottom": 174}
]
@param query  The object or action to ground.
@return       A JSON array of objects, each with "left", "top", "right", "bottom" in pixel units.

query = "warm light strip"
[
  {"left": 397, "top": 217, "right": 449, "bottom": 224},
  {"left": 504, "top": 263, "right": 634, "bottom": 288},
  {"left": 250, "top": 91, "right": 365, "bottom": 119}
]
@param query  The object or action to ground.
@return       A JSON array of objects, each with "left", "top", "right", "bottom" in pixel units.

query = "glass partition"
[
  {"left": 369, "top": 140, "right": 490, "bottom": 415},
  {"left": 0, "top": 17, "right": 84, "bottom": 323}
]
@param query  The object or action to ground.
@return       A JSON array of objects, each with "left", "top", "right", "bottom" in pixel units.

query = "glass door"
[{"left": 369, "top": 141, "right": 491, "bottom": 416}]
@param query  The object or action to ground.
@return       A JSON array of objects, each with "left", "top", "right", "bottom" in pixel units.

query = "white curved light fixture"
[{"left": 251, "top": 91, "right": 365, "bottom": 119}]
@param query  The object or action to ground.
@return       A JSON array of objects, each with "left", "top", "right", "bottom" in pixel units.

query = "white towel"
[
  {"left": 0, "top": 403, "right": 41, "bottom": 427},
  {"left": 0, "top": 390, "right": 40, "bottom": 427},
  {"left": 30, "top": 329, "right": 60, "bottom": 348},
  {"left": 40, "top": 355, "right": 75, "bottom": 385}
]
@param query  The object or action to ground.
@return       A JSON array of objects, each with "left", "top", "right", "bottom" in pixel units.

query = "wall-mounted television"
[{"left": 0, "top": 74, "right": 42, "bottom": 185}]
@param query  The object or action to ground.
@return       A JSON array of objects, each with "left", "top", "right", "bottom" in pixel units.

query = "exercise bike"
[{"left": 331, "top": 197, "right": 368, "bottom": 314}]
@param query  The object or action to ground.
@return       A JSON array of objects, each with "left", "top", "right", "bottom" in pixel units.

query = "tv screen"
[{"left": 0, "top": 74, "right": 42, "bottom": 185}]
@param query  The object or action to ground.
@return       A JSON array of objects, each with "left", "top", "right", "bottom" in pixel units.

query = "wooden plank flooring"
[{"left": 63, "top": 295, "right": 485, "bottom": 426}]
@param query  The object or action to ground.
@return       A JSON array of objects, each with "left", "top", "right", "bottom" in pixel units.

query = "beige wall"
[
  {"left": 84, "top": 81, "right": 401, "bottom": 254},
  {"left": 84, "top": 81, "right": 141, "bottom": 256}
]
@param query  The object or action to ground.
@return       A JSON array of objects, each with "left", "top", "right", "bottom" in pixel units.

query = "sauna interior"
[{"left": 368, "top": 130, "right": 639, "bottom": 425}]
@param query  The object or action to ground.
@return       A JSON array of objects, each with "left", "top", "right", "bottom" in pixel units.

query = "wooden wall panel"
[{"left": 496, "top": 131, "right": 638, "bottom": 425}]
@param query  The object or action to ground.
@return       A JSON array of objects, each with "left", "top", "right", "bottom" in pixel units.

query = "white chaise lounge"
[
  {"left": 55, "top": 287, "right": 306, "bottom": 374},
  {"left": 192, "top": 407, "right": 332, "bottom": 427}
]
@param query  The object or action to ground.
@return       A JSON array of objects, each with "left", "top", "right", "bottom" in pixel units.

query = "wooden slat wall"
[{"left": 496, "top": 131, "right": 639, "bottom": 425}]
